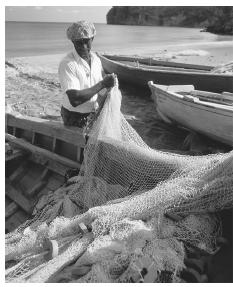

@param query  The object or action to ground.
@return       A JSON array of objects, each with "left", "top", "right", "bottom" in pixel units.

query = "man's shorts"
[{"left": 61, "top": 106, "right": 90, "bottom": 128}]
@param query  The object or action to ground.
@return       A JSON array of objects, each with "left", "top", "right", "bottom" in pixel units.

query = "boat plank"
[
  {"left": 5, "top": 149, "right": 26, "bottom": 162},
  {"left": 25, "top": 180, "right": 47, "bottom": 197},
  {"left": 122, "top": 60, "right": 210, "bottom": 73},
  {"left": 5, "top": 142, "right": 13, "bottom": 155},
  {"left": 6, "top": 179, "right": 33, "bottom": 214},
  {"left": 6, "top": 113, "right": 85, "bottom": 147},
  {"left": 6, "top": 209, "right": 28, "bottom": 233},
  {"left": 46, "top": 175, "right": 64, "bottom": 191},
  {"left": 102, "top": 54, "right": 214, "bottom": 71},
  {"left": 30, "top": 153, "right": 72, "bottom": 176},
  {"left": 6, "top": 133, "right": 81, "bottom": 170},
  {"left": 222, "top": 92, "right": 233, "bottom": 99},
  {"left": 52, "top": 137, "right": 57, "bottom": 152},
  {"left": 24, "top": 168, "right": 50, "bottom": 197},
  {"left": 5, "top": 202, "right": 18, "bottom": 218},
  {"left": 31, "top": 131, "right": 36, "bottom": 145},
  {"left": 191, "top": 90, "right": 233, "bottom": 104},
  {"left": 9, "top": 162, "right": 29, "bottom": 183},
  {"left": 76, "top": 147, "right": 83, "bottom": 162}
]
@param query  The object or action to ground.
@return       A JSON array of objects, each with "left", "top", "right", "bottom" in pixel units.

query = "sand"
[{"left": 5, "top": 44, "right": 233, "bottom": 152}]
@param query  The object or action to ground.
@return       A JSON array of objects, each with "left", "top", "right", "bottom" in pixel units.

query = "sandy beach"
[{"left": 5, "top": 43, "right": 233, "bottom": 151}]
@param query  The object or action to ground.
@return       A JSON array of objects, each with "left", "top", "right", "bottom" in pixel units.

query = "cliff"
[{"left": 106, "top": 6, "right": 233, "bottom": 35}]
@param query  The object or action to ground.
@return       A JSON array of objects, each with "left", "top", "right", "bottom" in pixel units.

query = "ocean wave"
[{"left": 169, "top": 40, "right": 233, "bottom": 48}]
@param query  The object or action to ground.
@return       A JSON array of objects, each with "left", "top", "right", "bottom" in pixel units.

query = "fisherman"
[{"left": 58, "top": 20, "right": 115, "bottom": 128}]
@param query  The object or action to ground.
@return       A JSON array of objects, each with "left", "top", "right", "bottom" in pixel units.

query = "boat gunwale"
[
  {"left": 149, "top": 82, "right": 233, "bottom": 112},
  {"left": 6, "top": 113, "right": 86, "bottom": 147},
  {"left": 100, "top": 54, "right": 233, "bottom": 79},
  {"left": 100, "top": 53, "right": 214, "bottom": 70}
]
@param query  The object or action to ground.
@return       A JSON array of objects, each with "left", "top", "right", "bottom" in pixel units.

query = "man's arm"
[
  {"left": 66, "top": 81, "right": 104, "bottom": 107},
  {"left": 66, "top": 74, "right": 115, "bottom": 107}
]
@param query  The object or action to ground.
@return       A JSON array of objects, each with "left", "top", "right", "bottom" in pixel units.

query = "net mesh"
[{"left": 5, "top": 82, "right": 233, "bottom": 283}]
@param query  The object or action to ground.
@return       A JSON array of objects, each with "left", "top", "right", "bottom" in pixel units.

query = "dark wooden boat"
[
  {"left": 5, "top": 113, "right": 85, "bottom": 233},
  {"left": 99, "top": 54, "right": 233, "bottom": 93},
  {"left": 5, "top": 112, "right": 185, "bottom": 232},
  {"left": 5, "top": 113, "right": 232, "bottom": 282},
  {"left": 3, "top": 111, "right": 203, "bottom": 233}
]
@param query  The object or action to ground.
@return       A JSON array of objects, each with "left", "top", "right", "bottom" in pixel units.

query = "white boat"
[{"left": 148, "top": 81, "right": 233, "bottom": 147}]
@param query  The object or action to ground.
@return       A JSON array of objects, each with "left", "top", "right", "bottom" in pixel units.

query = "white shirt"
[{"left": 58, "top": 49, "right": 104, "bottom": 113}]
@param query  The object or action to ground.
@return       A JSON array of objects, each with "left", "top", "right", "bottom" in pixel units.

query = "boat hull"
[
  {"left": 149, "top": 83, "right": 233, "bottom": 146},
  {"left": 100, "top": 55, "right": 233, "bottom": 93}
]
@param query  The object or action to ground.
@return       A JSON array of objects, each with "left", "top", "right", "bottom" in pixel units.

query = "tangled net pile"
[{"left": 5, "top": 82, "right": 233, "bottom": 283}]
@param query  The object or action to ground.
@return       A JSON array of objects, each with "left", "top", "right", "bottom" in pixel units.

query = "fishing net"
[{"left": 5, "top": 81, "right": 233, "bottom": 283}]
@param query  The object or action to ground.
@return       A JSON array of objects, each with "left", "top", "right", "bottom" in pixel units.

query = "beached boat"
[
  {"left": 5, "top": 113, "right": 85, "bottom": 233},
  {"left": 5, "top": 111, "right": 181, "bottom": 232},
  {"left": 4, "top": 111, "right": 184, "bottom": 234},
  {"left": 148, "top": 81, "right": 233, "bottom": 147},
  {"left": 5, "top": 113, "right": 233, "bottom": 282},
  {"left": 99, "top": 54, "right": 233, "bottom": 93}
]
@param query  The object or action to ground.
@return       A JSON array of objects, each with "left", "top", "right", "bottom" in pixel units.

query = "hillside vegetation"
[{"left": 107, "top": 6, "right": 233, "bottom": 35}]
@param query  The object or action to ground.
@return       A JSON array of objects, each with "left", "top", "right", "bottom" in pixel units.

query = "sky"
[
  {"left": 5, "top": 6, "right": 112, "bottom": 23},
  {"left": 4, "top": 1, "right": 230, "bottom": 23}
]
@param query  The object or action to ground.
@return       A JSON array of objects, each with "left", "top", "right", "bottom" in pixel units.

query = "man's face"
[{"left": 73, "top": 37, "right": 94, "bottom": 58}]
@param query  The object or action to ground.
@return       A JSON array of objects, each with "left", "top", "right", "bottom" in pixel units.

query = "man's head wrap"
[{"left": 66, "top": 20, "right": 96, "bottom": 42}]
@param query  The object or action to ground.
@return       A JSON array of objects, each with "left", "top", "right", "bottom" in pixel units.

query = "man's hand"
[{"left": 102, "top": 74, "right": 115, "bottom": 88}]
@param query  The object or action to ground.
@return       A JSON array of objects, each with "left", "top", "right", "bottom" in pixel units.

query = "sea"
[
  {"left": 5, "top": 22, "right": 233, "bottom": 152},
  {"left": 5, "top": 21, "right": 233, "bottom": 58}
]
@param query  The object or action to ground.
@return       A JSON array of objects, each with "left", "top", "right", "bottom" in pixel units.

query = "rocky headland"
[{"left": 107, "top": 6, "right": 233, "bottom": 35}]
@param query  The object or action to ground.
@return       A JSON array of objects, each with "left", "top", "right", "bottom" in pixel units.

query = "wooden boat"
[
  {"left": 5, "top": 112, "right": 233, "bottom": 282},
  {"left": 148, "top": 81, "right": 233, "bottom": 147},
  {"left": 99, "top": 54, "right": 233, "bottom": 93},
  {"left": 5, "top": 111, "right": 184, "bottom": 232},
  {"left": 5, "top": 113, "right": 85, "bottom": 233},
  {"left": 4, "top": 112, "right": 185, "bottom": 234},
  {"left": 5, "top": 111, "right": 176, "bottom": 231}
]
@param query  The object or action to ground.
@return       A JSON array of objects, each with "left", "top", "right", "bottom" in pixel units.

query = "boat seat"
[{"left": 5, "top": 178, "right": 33, "bottom": 214}]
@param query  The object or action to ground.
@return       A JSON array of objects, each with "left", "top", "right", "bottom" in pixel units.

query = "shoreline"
[{"left": 6, "top": 39, "right": 233, "bottom": 67}]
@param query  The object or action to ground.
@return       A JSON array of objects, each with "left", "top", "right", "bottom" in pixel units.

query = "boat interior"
[
  {"left": 102, "top": 54, "right": 214, "bottom": 72},
  {"left": 5, "top": 113, "right": 85, "bottom": 233},
  {"left": 151, "top": 83, "right": 233, "bottom": 106}
]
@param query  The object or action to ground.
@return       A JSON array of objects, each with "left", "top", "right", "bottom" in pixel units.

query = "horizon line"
[{"left": 5, "top": 20, "right": 106, "bottom": 24}]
